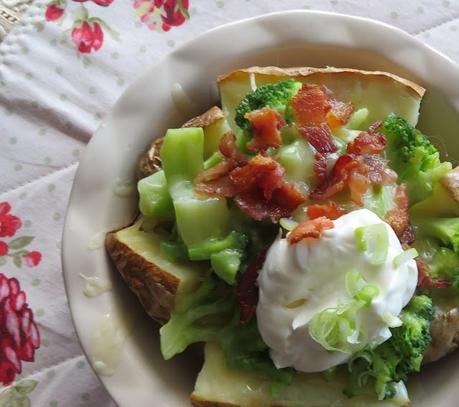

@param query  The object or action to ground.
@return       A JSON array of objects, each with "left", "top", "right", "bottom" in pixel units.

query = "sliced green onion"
[
  {"left": 355, "top": 285, "right": 379, "bottom": 304},
  {"left": 203, "top": 152, "right": 222, "bottom": 170},
  {"left": 345, "top": 271, "right": 379, "bottom": 305},
  {"left": 354, "top": 224, "right": 389, "bottom": 265},
  {"left": 280, "top": 218, "right": 298, "bottom": 231},
  {"left": 393, "top": 248, "right": 418, "bottom": 268},
  {"left": 382, "top": 311, "right": 402, "bottom": 328},
  {"left": 309, "top": 302, "right": 365, "bottom": 353},
  {"left": 345, "top": 271, "right": 366, "bottom": 298},
  {"left": 354, "top": 227, "right": 368, "bottom": 252}
]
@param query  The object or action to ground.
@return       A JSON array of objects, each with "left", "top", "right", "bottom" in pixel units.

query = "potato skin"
[
  {"left": 191, "top": 397, "right": 240, "bottom": 407},
  {"left": 441, "top": 165, "right": 459, "bottom": 204},
  {"left": 136, "top": 106, "right": 225, "bottom": 180},
  {"left": 424, "top": 308, "right": 459, "bottom": 364},
  {"left": 217, "top": 66, "right": 425, "bottom": 99},
  {"left": 105, "top": 230, "right": 179, "bottom": 325}
]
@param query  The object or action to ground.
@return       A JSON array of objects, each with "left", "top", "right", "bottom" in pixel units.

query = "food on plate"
[{"left": 106, "top": 66, "right": 459, "bottom": 406}]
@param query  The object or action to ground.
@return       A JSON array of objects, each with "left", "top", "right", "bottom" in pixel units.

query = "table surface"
[{"left": 1, "top": 1, "right": 459, "bottom": 406}]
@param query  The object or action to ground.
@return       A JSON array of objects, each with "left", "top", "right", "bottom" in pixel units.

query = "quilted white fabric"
[{"left": 0, "top": 0, "right": 458, "bottom": 405}]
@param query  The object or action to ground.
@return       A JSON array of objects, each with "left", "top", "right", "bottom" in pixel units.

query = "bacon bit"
[
  {"left": 326, "top": 100, "right": 354, "bottom": 129},
  {"left": 348, "top": 172, "right": 371, "bottom": 206},
  {"left": 196, "top": 160, "right": 233, "bottom": 184},
  {"left": 416, "top": 257, "right": 451, "bottom": 289},
  {"left": 219, "top": 131, "right": 247, "bottom": 163},
  {"left": 236, "top": 182, "right": 306, "bottom": 222},
  {"left": 288, "top": 216, "right": 334, "bottom": 245},
  {"left": 314, "top": 153, "right": 328, "bottom": 182},
  {"left": 309, "top": 154, "right": 357, "bottom": 201},
  {"left": 363, "top": 156, "right": 398, "bottom": 185},
  {"left": 385, "top": 184, "right": 410, "bottom": 238},
  {"left": 230, "top": 155, "right": 286, "bottom": 201},
  {"left": 399, "top": 224, "right": 416, "bottom": 246},
  {"left": 196, "top": 153, "right": 305, "bottom": 222},
  {"left": 368, "top": 120, "right": 383, "bottom": 134},
  {"left": 236, "top": 250, "right": 267, "bottom": 324},
  {"left": 347, "top": 132, "right": 387, "bottom": 155},
  {"left": 310, "top": 153, "right": 397, "bottom": 205},
  {"left": 298, "top": 123, "right": 337, "bottom": 154},
  {"left": 245, "top": 108, "right": 286, "bottom": 153},
  {"left": 195, "top": 173, "right": 236, "bottom": 197},
  {"left": 291, "top": 84, "right": 331, "bottom": 126},
  {"left": 307, "top": 202, "right": 345, "bottom": 220}
]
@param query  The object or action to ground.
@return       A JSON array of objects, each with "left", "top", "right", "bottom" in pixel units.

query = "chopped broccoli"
[
  {"left": 428, "top": 247, "right": 459, "bottom": 286},
  {"left": 234, "top": 79, "right": 302, "bottom": 131},
  {"left": 380, "top": 115, "right": 452, "bottom": 204},
  {"left": 345, "top": 295, "right": 433, "bottom": 400},
  {"left": 415, "top": 217, "right": 459, "bottom": 254},
  {"left": 410, "top": 175, "right": 459, "bottom": 218}
]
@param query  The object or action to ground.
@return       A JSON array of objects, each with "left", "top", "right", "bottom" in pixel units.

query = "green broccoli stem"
[
  {"left": 188, "top": 231, "right": 247, "bottom": 260},
  {"left": 137, "top": 170, "right": 175, "bottom": 221},
  {"left": 210, "top": 249, "right": 242, "bottom": 285},
  {"left": 160, "top": 240, "right": 188, "bottom": 262},
  {"left": 160, "top": 128, "right": 230, "bottom": 247},
  {"left": 415, "top": 217, "right": 459, "bottom": 253}
]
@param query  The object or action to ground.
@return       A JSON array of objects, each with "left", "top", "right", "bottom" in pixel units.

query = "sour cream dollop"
[{"left": 256, "top": 209, "right": 417, "bottom": 372}]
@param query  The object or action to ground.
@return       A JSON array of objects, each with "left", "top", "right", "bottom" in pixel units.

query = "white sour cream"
[{"left": 256, "top": 209, "right": 417, "bottom": 373}]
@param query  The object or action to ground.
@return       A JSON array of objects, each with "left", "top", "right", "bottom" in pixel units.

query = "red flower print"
[
  {"left": 0, "top": 242, "right": 8, "bottom": 257},
  {"left": 72, "top": 0, "right": 114, "bottom": 5},
  {"left": 71, "top": 21, "right": 104, "bottom": 53},
  {"left": 134, "top": 0, "right": 189, "bottom": 32},
  {"left": 22, "top": 252, "right": 42, "bottom": 268},
  {"left": 92, "top": 0, "right": 114, "bottom": 5},
  {"left": 0, "top": 274, "right": 40, "bottom": 386},
  {"left": 45, "top": 4, "right": 65, "bottom": 21},
  {"left": 0, "top": 202, "right": 22, "bottom": 238},
  {"left": 161, "top": 0, "right": 188, "bottom": 31}
]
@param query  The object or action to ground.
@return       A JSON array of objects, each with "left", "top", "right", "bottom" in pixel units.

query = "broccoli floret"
[
  {"left": 415, "top": 217, "right": 459, "bottom": 254},
  {"left": 345, "top": 295, "right": 433, "bottom": 400},
  {"left": 428, "top": 247, "right": 459, "bottom": 286},
  {"left": 380, "top": 115, "right": 452, "bottom": 204},
  {"left": 235, "top": 79, "right": 302, "bottom": 131},
  {"left": 410, "top": 173, "right": 459, "bottom": 218}
]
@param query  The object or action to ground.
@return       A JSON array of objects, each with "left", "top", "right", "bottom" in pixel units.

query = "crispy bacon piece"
[
  {"left": 310, "top": 153, "right": 397, "bottom": 205},
  {"left": 326, "top": 100, "right": 354, "bottom": 129},
  {"left": 314, "top": 153, "right": 328, "bottom": 182},
  {"left": 347, "top": 132, "right": 387, "bottom": 155},
  {"left": 385, "top": 184, "right": 410, "bottom": 238},
  {"left": 291, "top": 84, "right": 331, "bottom": 125},
  {"left": 307, "top": 202, "right": 345, "bottom": 220},
  {"left": 348, "top": 172, "right": 371, "bottom": 207},
  {"left": 245, "top": 108, "right": 286, "bottom": 153},
  {"left": 195, "top": 132, "right": 246, "bottom": 197},
  {"left": 363, "top": 156, "right": 398, "bottom": 185},
  {"left": 368, "top": 120, "right": 382, "bottom": 134},
  {"left": 230, "top": 155, "right": 283, "bottom": 199},
  {"left": 298, "top": 123, "right": 337, "bottom": 154},
  {"left": 195, "top": 172, "right": 236, "bottom": 197},
  {"left": 288, "top": 216, "right": 334, "bottom": 245},
  {"left": 196, "top": 153, "right": 305, "bottom": 222},
  {"left": 416, "top": 257, "right": 451, "bottom": 289},
  {"left": 236, "top": 182, "right": 306, "bottom": 222},
  {"left": 399, "top": 224, "right": 416, "bottom": 246},
  {"left": 309, "top": 154, "right": 358, "bottom": 201},
  {"left": 236, "top": 250, "right": 267, "bottom": 324}
]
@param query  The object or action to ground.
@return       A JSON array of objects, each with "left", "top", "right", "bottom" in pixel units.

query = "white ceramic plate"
[{"left": 62, "top": 10, "right": 459, "bottom": 407}]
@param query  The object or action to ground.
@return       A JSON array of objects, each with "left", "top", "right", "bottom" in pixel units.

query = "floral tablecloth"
[{"left": 1, "top": 0, "right": 459, "bottom": 405}]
